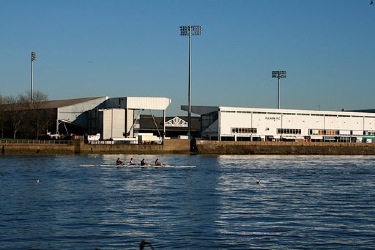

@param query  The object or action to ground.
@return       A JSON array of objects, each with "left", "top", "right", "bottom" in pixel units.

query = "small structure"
[{"left": 91, "top": 97, "right": 171, "bottom": 142}]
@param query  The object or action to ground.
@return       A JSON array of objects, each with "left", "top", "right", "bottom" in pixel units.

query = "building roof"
[
  {"left": 183, "top": 105, "right": 375, "bottom": 117},
  {"left": 42, "top": 96, "right": 108, "bottom": 109},
  {"left": 181, "top": 105, "right": 218, "bottom": 115},
  {"left": 125, "top": 97, "right": 171, "bottom": 110},
  {"left": 0, "top": 96, "right": 108, "bottom": 111},
  {"left": 349, "top": 109, "right": 375, "bottom": 113}
]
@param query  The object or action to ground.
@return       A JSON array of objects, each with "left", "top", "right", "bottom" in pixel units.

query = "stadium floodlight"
[
  {"left": 31, "top": 52, "right": 36, "bottom": 102},
  {"left": 180, "top": 25, "right": 202, "bottom": 139},
  {"left": 272, "top": 70, "right": 286, "bottom": 109}
]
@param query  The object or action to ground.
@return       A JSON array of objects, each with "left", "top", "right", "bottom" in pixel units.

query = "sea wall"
[
  {"left": 0, "top": 139, "right": 190, "bottom": 155},
  {"left": 78, "top": 139, "right": 190, "bottom": 154},
  {"left": 2, "top": 139, "right": 375, "bottom": 155},
  {"left": 194, "top": 140, "right": 375, "bottom": 155},
  {"left": 0, "top": 141, "right": 75, "bottom": 155}
]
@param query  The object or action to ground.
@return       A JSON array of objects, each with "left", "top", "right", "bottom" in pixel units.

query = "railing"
[{"left": 0, "top": 139, "right": 72, "bottom": 144}]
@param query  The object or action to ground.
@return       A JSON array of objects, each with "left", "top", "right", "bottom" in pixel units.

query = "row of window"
[
  {"left": 277, "top": 128, "right": 302, "bottom": 134},
  {"left": 232, "top": 127, "right": 257, "bottom": 133},
  {"left": 231, "top": 127, "right": 375, "bottom": 136},
  {"left": 221, "top": 110, "right": 375, "bottom": 118},
  {"left": 311, "top": 130, "right": 375, "bottom": 136},
  {"left": 233, "top": 127, "right": 302, "bottom": 134},
  {"left": 309, "top": 129, "right": 339, "bottom": 135}
]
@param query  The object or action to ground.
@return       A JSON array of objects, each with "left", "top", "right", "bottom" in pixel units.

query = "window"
[
  {"left": 201, "top": 111, "right": 218, "bottom": 132},
  {"left": 364, "top": 131, "right": 375, "bottom": 136}
]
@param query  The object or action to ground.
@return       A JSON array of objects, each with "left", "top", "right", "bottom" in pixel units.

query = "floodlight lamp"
[
  {"left": 191, "top": 25, "right": 202, "bottom": 35},
  {"left": 272, "top": 70, "right": 286, "bottom": 79},
  {"left": 272, "top": 71, "right": 278, "bottom": 78},
  {"left": 180, "top": 26, "right": 188, "bottom": 36},
  {"left": 31, "top": 52, "right": 36, "bottom": 62}
]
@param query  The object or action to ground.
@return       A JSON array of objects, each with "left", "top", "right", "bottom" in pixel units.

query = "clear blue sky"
[{"left": 1, "top": 0, "right": 374, "bottom": 115}]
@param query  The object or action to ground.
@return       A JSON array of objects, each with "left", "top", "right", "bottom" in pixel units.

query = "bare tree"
[
  {"left": 3, "top": 95, "right": 28, "bottom": 139},
  {"left": 0, "top": 91, "right": 50, "bottom": 139},
  {"left": 26, "top": 90, "right": 50, "bottom": 139},
  {"left": 19, "top": 91, "right": 51, "bottom": 140},
  {"left": 0, "top": 95, "right": 4, "bottom": 138}
]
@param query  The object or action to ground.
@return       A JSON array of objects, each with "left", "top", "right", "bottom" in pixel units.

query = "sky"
[{"left": 1, "top": 0, "right": 375, "bottom": 116}]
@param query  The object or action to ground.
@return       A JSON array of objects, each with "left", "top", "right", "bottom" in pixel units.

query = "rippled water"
[{"left": 1, "top": 154, "right": 374, "bottom": 249}]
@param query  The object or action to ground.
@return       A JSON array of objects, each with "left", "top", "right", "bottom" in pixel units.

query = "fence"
[{"left": 0, "top": 139, "right": 72, "bottom": 144}]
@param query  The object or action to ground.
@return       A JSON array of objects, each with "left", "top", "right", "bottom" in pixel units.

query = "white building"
[
  {"left": 96, "top": 97, "right": 171, "bottom": 140},
  {"left": 182, "top": 105, "right": 375, "bottom": 142}
]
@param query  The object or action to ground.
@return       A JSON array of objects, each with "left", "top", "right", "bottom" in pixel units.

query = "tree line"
[{"left": 0, "top": 91, "right": 55, "bottom": 140}]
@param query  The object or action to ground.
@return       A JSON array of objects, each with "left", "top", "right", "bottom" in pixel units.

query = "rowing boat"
[{"left": 79, "top": 164, "right": 196, "bottom": 168}]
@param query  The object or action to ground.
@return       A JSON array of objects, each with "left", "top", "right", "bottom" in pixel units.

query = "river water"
[{"left": 0, "top": 154, "right": 374, "bottom": 249}]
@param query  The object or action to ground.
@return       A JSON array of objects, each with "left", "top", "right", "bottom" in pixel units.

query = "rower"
[
  {"left": 116, "top": 158, "right": 124, "bottom": 165},
  {"left": 155, "top": 158, "right": 161, "bottom": 166},
  {"left": 141, "top": 159, "right": 146, "bottom": 166},
  {"left": 129, "top": 158, "right": 135, "bottom": 165}
]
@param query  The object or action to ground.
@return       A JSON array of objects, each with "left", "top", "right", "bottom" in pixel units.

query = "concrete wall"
[
  {"left": 0, "top": 139, "right": 190, "bottom": 155},
  {"left": 79, "top": 139, "right": 190, "bottom": 154},
  {"left": 99, "top": 109, "right": 126, "bottom": 140},
  {"left": 195, "top": 140, "right": 375, "bottom": 155},
  {"left": 2, "top": 139, "right": 375, "bottom": 155},
  {"left": 1, "top": 142, "right": 75, "bottom": 155}
]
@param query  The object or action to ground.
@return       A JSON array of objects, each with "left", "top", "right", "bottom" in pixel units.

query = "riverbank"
[{"left": 1, "top": 139, "right": 375, "bottom": 155}]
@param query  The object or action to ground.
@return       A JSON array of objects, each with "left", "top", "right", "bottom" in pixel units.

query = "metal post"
[
  {"left": 188, "top": 30, "right": 192, "bottom": 139},
  {"left": 31, "top": 52, "right": 36, "bottom": 102},
  {"left": 278, "top": 77, "right": 280, "bottom": 109},
  {"left": 272, "top": 71, "right": 286, "bottom": 109},
  {"left": 180, "top": 25, "right": 201, "bottom": 139}
]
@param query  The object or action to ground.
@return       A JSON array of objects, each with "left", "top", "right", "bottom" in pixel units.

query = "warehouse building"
[
  {"left": 181, "top": 105, "right": 375, "bottom": 143},
  {"left": 2, "top": 96, "right": 173, "bottom": 142}
]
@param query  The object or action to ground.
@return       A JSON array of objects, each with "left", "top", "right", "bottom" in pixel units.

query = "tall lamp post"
[
  {"left": 272, "top": 70, "right": 286, "bottom": 109},
  {"left": 180, "top": 25, "right": 201, "bottom": 139},
  {"left": 31, "top": 51, "right": 36, "bottom": 102}
]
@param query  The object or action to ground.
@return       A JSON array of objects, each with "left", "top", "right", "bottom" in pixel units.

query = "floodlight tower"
[
  {"left": 180, "top": 25, "right": 202, "bottom": 139},
  {"left": 272, "top": 70, "right": 286, "bottom": 109},
  {"left": 31, "top": 52, "right": 36, "bottom": 102}
]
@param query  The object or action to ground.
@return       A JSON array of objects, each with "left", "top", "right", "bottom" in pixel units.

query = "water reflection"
[{"left": 0, "top": 155, "right": 374, "bottom": 249}]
